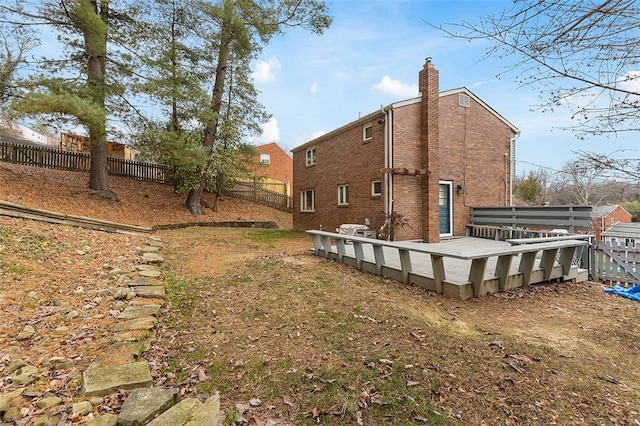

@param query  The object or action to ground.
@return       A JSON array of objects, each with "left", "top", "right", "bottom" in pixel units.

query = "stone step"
[
  {"left": 118, "top": 304, "right": 162, "bottom": 320},
  {"left": 131, "top": 285, "right": 166, "bottom": 299},
  {"left": 146, "top": 398, "right": 202, "bottom": 426},
  {"left": 82, "top": 362, "right": 153, "bottom": 396},
  {"left": 118, "top": 387, "right": 180, "bottom": 426}
]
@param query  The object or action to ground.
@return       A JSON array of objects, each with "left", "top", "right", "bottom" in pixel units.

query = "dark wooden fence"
[
  {"left": 0, "top": 140, "right": 173, "bottom": 184},
  {"left": 467, "top": 205, "right": 594, "bottom": 273},
  {"left": 468, "top": 205, "right": 594, "bottom": 236},
  {"left": 1, "top": 140, "right": 293, "bottom": 212}
]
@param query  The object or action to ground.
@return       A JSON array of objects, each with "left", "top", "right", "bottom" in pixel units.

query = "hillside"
[{"left": 0, "top": 162, "right": 292, "bottom": 229}]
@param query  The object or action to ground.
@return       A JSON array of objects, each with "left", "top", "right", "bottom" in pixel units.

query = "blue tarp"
[{"left": 604, "top": 283, "right": 640, "bottom": 302}]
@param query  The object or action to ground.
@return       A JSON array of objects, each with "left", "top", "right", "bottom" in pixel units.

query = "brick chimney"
[{"left": 418, "top": 57, "right": 440, "bottom": 242}]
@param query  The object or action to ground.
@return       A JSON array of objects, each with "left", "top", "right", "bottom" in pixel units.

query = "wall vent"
[{"left": 458, "top": 93, "right": 471, "bottom": 108}]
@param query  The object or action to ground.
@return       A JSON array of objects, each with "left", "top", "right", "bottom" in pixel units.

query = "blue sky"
[{"left": 249, "top": 0, "right": 639, "bottom": 177}]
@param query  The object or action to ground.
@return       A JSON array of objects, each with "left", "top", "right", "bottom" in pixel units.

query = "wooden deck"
[{"left": 307, "top": 231, "right": 588, "bottom": 300}]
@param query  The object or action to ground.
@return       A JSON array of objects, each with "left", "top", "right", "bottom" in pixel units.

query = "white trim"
[
  {"left": 301, "top": 189, "right": 315, "bottom": 212},
  {"left": 338, "top": 184, "right": 349, "bottom": 205},
  {"left": 371, "top": 180, "right": 382, "bottom": 196},
  {"left": 363, "top": 123, "right": 373, "bottom": 141},
  {"left": 305, "top": 147, "right": 316, "bottom": 166},
  {"left": 291, "top": 87, "right": 519, "bottom": 154},
  {"left": 439, "top": 181, "right": 453, "bottom": 237}
]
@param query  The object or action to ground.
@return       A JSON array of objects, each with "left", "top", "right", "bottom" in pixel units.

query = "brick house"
[
  {"left": 252, "top": 142, "right": 293, "bottom": 195},
  {"left": 592, "top": 204, "right": 632, "bottom": 241},
  {"left": 292, "top": 59, "right": 520, "bottom": 242}
]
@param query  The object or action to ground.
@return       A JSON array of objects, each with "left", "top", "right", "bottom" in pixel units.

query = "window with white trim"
[
  {"left": 260, "top": 153, "right": 270, "bottom": 164},
  {"left": 363, "top": 124, "right": 373, "bottom": 141},
  {"left": 301, "top": 189, "right": 315, "bottom": 212},
  {"left": 338, "top": 184, "right": 349, "bottom": 205},
  {"left": 306, "top": 147, "right": 316, "bottom": 166},
  {"left": 371, "top": 180, "right": 382, "bottom": 196}
]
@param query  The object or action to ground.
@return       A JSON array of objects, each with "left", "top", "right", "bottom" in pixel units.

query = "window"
[
  {"left": 371, "top": 180, "right": 382, "bottom": 196},
  {"left": 338, "top": 184, "right": 349, "bottom": 205},
  {"left": 458, "top": 93, "right": 471, "bottom": 108},
  {"left": 301, "top": 189, "right": 315, "bottom": 212},
  {"left": 363, "top": 124, "right": 373, "bottom": 141},
  {"left": 306, "top": 147, "right": 316, "bottom": 166},
  {"left": 260, "top": 153, "right": 270, "bottom": 164}
]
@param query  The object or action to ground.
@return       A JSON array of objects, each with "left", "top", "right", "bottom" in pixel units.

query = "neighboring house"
[
  {"left": 602, "top": 222, "right": 640, "bottom": 246},
  {"left": 0, "top": 117, "right": 58, "bottom": 146},
  {"left": 251, "top": 142, "right": 293, "bottom": 195},
  {"left": 592, "top": 204, "right": 632, "bottom": 241},
  {"left": 60, "top": 132, "right": 138, "bottom": 160},
  {"left": 292, "top": 59, "right": 520, "bottom": 242}
]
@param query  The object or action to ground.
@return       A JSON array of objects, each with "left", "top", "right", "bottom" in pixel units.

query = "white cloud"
[
  {"left": 372, "top": 76, "right": 418, "bottom": 98},
  {"left": 246, "top": 117, "right": 280, "bottom": 145},
  {"left": 311, "top": 130, "right": 327, "bottom": 139},
  {"left": 617, "top": 70, "right": 640, "bottom": 93},
  {"left": 310, "top": 82, "right": 318, "bottom": 94},
  {"left": 252, "top": 57, "right": 282, "bottom": 84}
]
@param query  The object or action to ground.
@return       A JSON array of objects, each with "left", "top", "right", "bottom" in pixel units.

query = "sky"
[{"left": 248, "top": 0, "right": 639, "bottom": 178}]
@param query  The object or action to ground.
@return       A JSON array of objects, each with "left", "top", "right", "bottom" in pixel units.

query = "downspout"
[
  {"left": 509, "top": 131, "right": 520, "bottom": 206},
  {"left": 382, "top": 106, "right": 393, "bottom": 217}
]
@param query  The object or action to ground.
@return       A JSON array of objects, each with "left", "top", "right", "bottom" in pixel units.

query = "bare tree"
[
  {"left": 0, "top": 25, "right": 37, "bottom": 111},
  {"left": 558, "top": 159, "right": 608, "bottom": 205},
  {"left": 440, "top": 0, "right": 640, "bottom": 137},
  {"left": 575, "top": 150, "right": 640, "bottom": 182}
]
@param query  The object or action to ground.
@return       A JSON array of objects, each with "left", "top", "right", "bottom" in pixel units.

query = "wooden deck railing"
[{"left": 307, "top": 230, "right": 588, "bottom": 299}]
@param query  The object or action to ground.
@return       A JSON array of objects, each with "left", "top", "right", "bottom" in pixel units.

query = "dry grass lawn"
[{"left": 1, "top": 162, "right": 639, "bottom": 425}]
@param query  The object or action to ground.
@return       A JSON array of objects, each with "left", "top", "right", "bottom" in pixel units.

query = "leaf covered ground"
[
  {"left": 157, "top": 228, "right": 640, "bottom": 425},
  {"left": 1, "top": 163, "right": 639, "bottom": 425}
]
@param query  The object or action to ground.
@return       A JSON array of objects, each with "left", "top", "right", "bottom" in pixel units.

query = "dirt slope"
[{"left": 0, "top": 162, "right": 292, "bottom": 229}]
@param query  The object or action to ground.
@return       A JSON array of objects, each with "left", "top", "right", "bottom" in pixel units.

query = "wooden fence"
[
  {"left": 1, "top": 140, "right": 294, "bottom": 212},
  {"left": 225, "top": 181, "right": 292, "bottom": 212},
  {"left": 0, "top": 140, "right": 173, "bottom": 184},
  {"left": 467, "top": 206, "right": 595, "bottom": 273},
  {"left": 469, "top": 205, "right": 594, "bottom": 233},
  {"left": 590, "top": 240, "right": 640, "bottom": 287}
]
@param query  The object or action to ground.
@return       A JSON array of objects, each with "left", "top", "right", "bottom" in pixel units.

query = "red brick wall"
[
  {"left": 592, "top": 206, "right": 632, "bottom": 241},
  {"left": 390, "top": 103, "right": 423, "bottom": 241},
  {"left": 419, "top": 60, "right": 441, "bottom": 242},
  {"left": 439, "top": 93, "right": 513, "bottom": 237},
  {"left": 293, "top": 120, "right": 386, "bottom": 232},
  {"left": 293, "top": 60, "right": 515, "bottom": 239},
  {"left": 254, "top": 143, "right": 293, "bottom": 187}
]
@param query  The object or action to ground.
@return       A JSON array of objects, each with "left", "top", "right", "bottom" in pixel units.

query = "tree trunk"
[
  {"left": 185, "top": 0, "right": 232, "bottom": 214},
  {"left": 185, "top": 185, "right": 204, "bottom": 215},
  {"left": 84, "top": 0, "right": 116, "bottom": 201}
]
